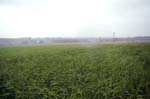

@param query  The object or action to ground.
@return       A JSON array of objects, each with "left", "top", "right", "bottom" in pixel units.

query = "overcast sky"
[{"left": 0, "top": 0, "right": 149, "bottom": 38}]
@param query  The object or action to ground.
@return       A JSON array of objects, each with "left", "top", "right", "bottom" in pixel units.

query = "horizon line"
[{"left": 0, "top": 35, "right": 150, "bottom": 39}]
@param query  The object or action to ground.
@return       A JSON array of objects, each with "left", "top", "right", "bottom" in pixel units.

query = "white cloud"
[{"left": 0, "top": 0, "right": 149, "bottom": 38}]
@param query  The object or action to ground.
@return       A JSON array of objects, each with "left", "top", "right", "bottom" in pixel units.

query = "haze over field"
[
  {"left": 0, "top": 0, "right": 150, "bottom": 38},
  {"left": 0, "top": 1, "right": 150, "bottom": 98}
]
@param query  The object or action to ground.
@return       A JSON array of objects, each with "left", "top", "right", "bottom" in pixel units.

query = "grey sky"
[{"left": 0, "top": 0, "right": 149, "bottom": 38}]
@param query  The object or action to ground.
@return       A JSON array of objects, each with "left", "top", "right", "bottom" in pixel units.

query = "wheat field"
[{"left": 0, "top": 43, "right": 150, "bottom": 99}]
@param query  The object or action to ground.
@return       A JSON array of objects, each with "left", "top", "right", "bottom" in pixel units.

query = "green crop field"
[{"left": 0, "top": 43, "right": 150, "bottom": 99}]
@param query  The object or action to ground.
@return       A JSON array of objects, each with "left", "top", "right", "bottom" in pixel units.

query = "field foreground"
[{"left": 0, "top": 43, "right": 150, "bottom": 99}]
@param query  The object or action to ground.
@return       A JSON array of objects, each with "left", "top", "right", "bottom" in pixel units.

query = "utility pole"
[{"left": 113, "top": 32, "right": 115, "bottom": 43}]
